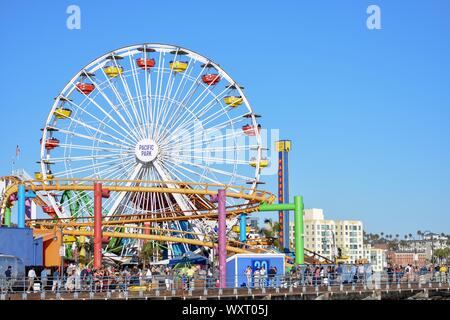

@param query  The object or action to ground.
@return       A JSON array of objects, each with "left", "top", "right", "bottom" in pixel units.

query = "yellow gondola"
[
  {"left": 63, "top": 235, "right": 77, "bottom": 243},
  {"left": 250, "top": 158, "right": 269, "bottom": 168},
  {"left": 170, "top": 61, "right": 188, "bottom": 72},
  {"left": 224, "top": 96, "right": 243, "bottom": 107},
  {"left": 104, "top": 66, "right": 123, "bottom": 78},
  {"left": 35, "top": 172, "right": 54, "bottom": 180},
  {"left": 54, "top": 108, "right": 72, "bottom": 119}
]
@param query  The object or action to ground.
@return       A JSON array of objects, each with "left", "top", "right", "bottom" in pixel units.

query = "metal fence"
[{"left": 1, "top": 269, "right": 449, "bottom": 297}]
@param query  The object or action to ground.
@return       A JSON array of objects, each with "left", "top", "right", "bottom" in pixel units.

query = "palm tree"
[
  {"left": 380, "top": 232, "right": 384, "bottom": 239},
  {"left": 139, "top": 241, "right": 163, "bottom": 267},
  {"left": 417, "top": 230, "right": 422, "bottom": 240},
  {"left": 261, "top": 219, "right": 281, "bottom": 249}
]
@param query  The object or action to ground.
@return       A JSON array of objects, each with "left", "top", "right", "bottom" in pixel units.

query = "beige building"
[
  {"left": 370, "top": 248, "right": 387, "bottom": 271},
  {"left": 289, "top": 208, "right": 364, "bottom": 263}
]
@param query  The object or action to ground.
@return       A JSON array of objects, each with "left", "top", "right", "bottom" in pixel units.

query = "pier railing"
[{"left": 1, "top": 269, "right": 449, "bottom": 299}]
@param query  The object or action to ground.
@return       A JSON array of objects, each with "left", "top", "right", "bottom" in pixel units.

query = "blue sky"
[{"left": 0, "top": 0, "right": 449, "bottom": 236}]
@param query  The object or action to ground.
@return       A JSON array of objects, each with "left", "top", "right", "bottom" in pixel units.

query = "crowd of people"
[
  {"left": 385, "top": 263, "right": 448, "bottom": 284},
  {"left": 2, "top": 263, "right": 218, "bottom": 293},
  {"left": 241, "top": 263, "right": 450, "bottom": 288},
  {"left": 2, "top": 262, "right": 449, "bottom": 293}
]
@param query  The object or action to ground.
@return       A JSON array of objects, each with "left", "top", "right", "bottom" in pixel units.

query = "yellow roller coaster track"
[
  {"left": 1, "top": 178, "right": 284, "bottom": 258},
  {"left": 1, "top": 178, "right": 275, "bottom": 214}
]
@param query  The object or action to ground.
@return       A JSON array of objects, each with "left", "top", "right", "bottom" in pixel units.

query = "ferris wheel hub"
[{"left": 135, "top": 138, "right": 159, "bottom": 163}]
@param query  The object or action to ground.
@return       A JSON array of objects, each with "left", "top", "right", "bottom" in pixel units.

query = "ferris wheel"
[{"left": 38, "top": 43, "right": 266, "bottom": 256}]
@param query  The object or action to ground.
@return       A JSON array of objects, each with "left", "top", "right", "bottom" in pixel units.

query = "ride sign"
[{"left": 135, "top": 139, "right": 159, "bottom": 163}]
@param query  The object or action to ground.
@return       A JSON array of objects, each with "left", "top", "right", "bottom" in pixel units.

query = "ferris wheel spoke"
[
  {"left": 55, "top": 114, "right": 135, "bottom": 148},
  {"left": 182, "top": 113, "right": 245, "bottom": 141},
  {"left": 69, "top": 78, "right": 138, "bottom": 141},
  {"left": 93, "top": 157, "right": 136, "bottom": 181},
  {"left": 101, "top": 74, "right": 145, "bottom": 141},
  {"left": 152, "top": 51, "right": 166, "bottom": 139},
  {"left": 152, "top": 161, "right": 196, "bottom": 212},
  {"left": 153, "top": 161, "right": 208, "bottom": 244},
  {"left": 103, "top": 163, "right": 144, "bottom": 219},
  {"left": 160, "top": 91, "right": 230, "bottom": 143},
  {"left": 154, "top": 56, "right": 197, "bottom": 141},
  {"left": 127, "top": 51, "right": 148, "bottom": 128},
  {"left": 154, "top": 57, "right": 179, "bottom": 129},
  {"left": 165, "top": 84, "right": 230, "bottom": 137},
  {"left": 63, "top": 99, "right": 137, "bottom": 146},
  {"left": 89, "top": 70, "right": 142, "bottom": 140},
  {"left": 49, "top": 153, "right": 131, "bottom": 163},
  {"left": 110, "top": 57, "right": 147, "bottom": 139},
  {"left": 162, "top": 158, "right": 241, "bottom": 195},
  {"left": 172, "top": 74, "right": 228, "bottom": 127},
  {"left": 162, "top": 145, "right": 256, "bottom": 159},
  {"left": 163, "top": 126, "right": 247, "bottom": 154},
  {"left": 161, "top": 62, "right": 203, "bottom": 128},
  {"left": 58, "top": 144, "right": 127, "bottom": 153},
  {"left": 155, "top": 162, "right": 207, "bottom": 218},
  {"left": 166, "top": 155, "right": 249, "bottom": 170},
  {"left": 54, "top": 157, "right": 134, "bottom": 179},
  {"left": 55, "top": 127, "right": 132, "bottom": 149},
  {"left": 160, "top": 159, "right": 212, "bottom": 187}
]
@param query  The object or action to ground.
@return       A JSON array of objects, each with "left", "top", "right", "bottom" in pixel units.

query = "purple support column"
[
  {"left": 25, "top": 198, "right": 32, "bottom": 221},
  {"left": 217, "top": 189, "right": 227, "bottom": 288}
]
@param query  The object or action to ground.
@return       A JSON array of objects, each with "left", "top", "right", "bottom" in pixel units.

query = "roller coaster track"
[
  {"left": 0, "top": 178, "right": 276, "bottom": 216},
  {"left": 3, "top": 178, "right": 331, "bottom": 264}
]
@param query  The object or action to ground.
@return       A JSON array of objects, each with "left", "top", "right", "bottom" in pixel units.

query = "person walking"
[
  {"left": 52, "top": 269, "right": 61, "bottom": 292},
  {"left": 304, "top": 265, "right": 312, "bottom": 286},
  {"left": 245, "top": 266, "right": 252, "bottom": 288},
  {"left": 4, "top": 266, "right": 13, "bottom": 293},
  {"left": 145, "top": 268, "right": 152, "bottom": 284},
  {"left": 357, "top": 263, "right": 365, "bottom": 285},
  {"left": 27, "top": 267, "right": 37, "bottom": 293},
  {"left": 268, "top": 266, "right": 276, "bottom": 288},
  {"left": 253, "top": 268, "right": 261, "bottom": 289},
  {"left": 260, "top": 266, "right": 267, "bottom": 288},
  {"left": 40, "top": 268, "right": 48, "bottom": 291},
  {"left": 439, "top": 265, "right": 448, "bottom": 283}
]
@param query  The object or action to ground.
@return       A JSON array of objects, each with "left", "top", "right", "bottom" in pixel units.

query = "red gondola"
[
  {"left": 42, "top": 206, "right": 56, "bottom": 214},
  {"left": 102, "top": 237, "right": 110, "bottom": 244},
  {"left": 242, "top": 124, "right": 261, "bottom": 136},
  {"left": 202, "top": 74, "right": 221, "bottom": 85},
  {"left": 42, "top": 206, "right": 60, "bottom": 219},
  {"left": 40, "top": 137, "right": 60, "bottom": 150},
  {"left": 76, "top": 82, "right": 95, "bottom": 95},
  {"left": 136, "top": 58, "right": 155, "bottom": 70},
  {"left": 102, "top": 188, "right": 111, "bottom": 198}
]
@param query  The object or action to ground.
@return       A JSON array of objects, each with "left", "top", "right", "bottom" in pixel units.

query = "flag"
[{"left": 15, "top": 145, "right": 20, "bottom": 158}]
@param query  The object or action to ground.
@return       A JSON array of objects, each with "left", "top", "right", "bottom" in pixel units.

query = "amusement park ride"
[{"left": 0, "top": 44, "right": 317, "bottom": 287}]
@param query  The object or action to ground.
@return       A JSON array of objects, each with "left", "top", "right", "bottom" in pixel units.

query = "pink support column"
[
  {"left": 217, "top": 189, "right": 227, "bottom": 288},
  {"left": 144, "top": 222, "right": 150, "bottom": 243},
  {"left": 94, "top": 182, "right": 103, "bottom": 269}
]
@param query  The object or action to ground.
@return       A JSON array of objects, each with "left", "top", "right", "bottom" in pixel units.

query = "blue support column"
[
  {"left": 239, "top": 214, "right": 247, "bottom": 243},
  {"left": 18, "top": 184, "right": 26, "bottom": 228}
]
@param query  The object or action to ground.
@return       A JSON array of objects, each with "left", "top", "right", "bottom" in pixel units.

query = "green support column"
[
  {"left": 4, "top": 207, "right": 12, "bottom": 227},
  {"left": 294, "top": 196, "right": 304, "bottom": 265},
  {"left": 259, "top": 196, "right": 305, "bottom": 265}
]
